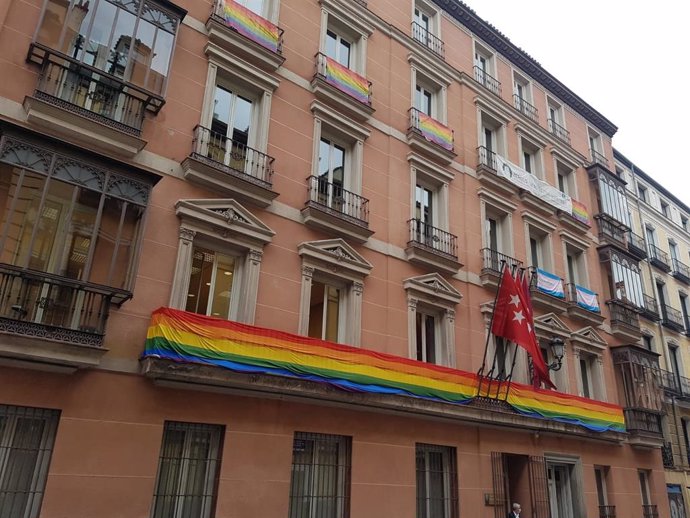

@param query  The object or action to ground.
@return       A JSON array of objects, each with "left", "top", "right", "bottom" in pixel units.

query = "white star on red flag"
[
  {"left": 512, "top": 310, "right": 525, "bottom": 324},
  {"left": 509, "top": 294, "right": 521, "bottom": 307}
]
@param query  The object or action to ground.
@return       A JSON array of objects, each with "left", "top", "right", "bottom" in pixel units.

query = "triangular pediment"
[
  {"left": 298, "top": 238, "right": 373, "bottom": 279},
  {"left": 403, "top": 273, "right": 462, "bottom": 306},
  {"left": 571, "top": 326, "right": 608, "bottom": 349},
  {"left": 534, "top": 312, "right": 572, "bottom": 338}
]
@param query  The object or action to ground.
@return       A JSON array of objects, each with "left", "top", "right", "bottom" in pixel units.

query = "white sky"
[{"left": 462, "top": 0, "right": 690, "bottom": 208}]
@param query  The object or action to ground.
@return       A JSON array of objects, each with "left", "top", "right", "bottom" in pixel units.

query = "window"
[
  {"left": 547, "top": 99, "right": 564, "bottom": 127},
  {"left": 513, "top": 73, "right": 530, "bottom": 104},
  {"left": 288, "top": 432, "right": 351, "bottom": 518},
  {"left": 588, "top": 129, "right": 603, "bottom": 156},
  {"left": 680, "top": 293, "right": 690, "bottom": 331},
  {"left": 405, "top": 273, "right": 461, "bottom": 367},
  {"left": 610, "top": 252, "right": 644, "bottom": 307},
  {"left": 669, "top": 345, "right": 682, "bottom": 388},
  {"left": 416, "top": 444, "right": 458, "bottom": 518},
  {"left": 595, "top": 172, "right": 630, "bottom": 226},
  {"left": 0, "top": 158, "right": 148, "bottom": 291},
  {"left": 637, "top": 183, "right": 648, "bottom": 203},
  {"left": 669, "top": 240, "right": 679, "bottom": 262},
  {"left": 318, "top": 0, "right": 373, "bottom": 75},
  {"left": 594, "top": 467, "right": 610, "bottom": 508},
  {"left": 519, "top": 138, "right": 543, "bottom": 178},
  {"left": 555, "top": 160, "right": 575, "bottom": 197},
  {"left": 578, "top": 352, "right": 596, "bottom": 398},
  {"left": 298, "top": 239, "right": 372, "bottom": 346},
  {"left": 185, "top": 247, "right": 240, "bottom": 319},
  {"left": 682, "top": 215, "right": 688, "bottom": 232},
  {"left": 645, "top": 226, "right": 657, "bottom": 248},
  {"left": 412, "top": 2, "right": 440, "bottom": 53},
  {"left": 547, "top": 461, "right": 585, "bottom": 518},
  {"left": 638, "top": 470, "right": 652, "bottom": 506},
  {"left": 151, "top": 422, "right": 224, "bottom": 518},
  {"left": 35, "top": 0, "right": 181, "bottom": 95},
  {"left": 0, "top": 405, "right": 59, "bottom": 518},
  {"left": 473, "top": 43, "right": 498, "bottom": 93},
  {"left": 415, "top": 82, "right": 435, "bottom": 117},
  {"left": 642, "top": 334, "right": 654, "bottom": 351},
  {"left": 325, "top": 29, "right": 351, "bottom": 67},
  {"left": 315, "top": 137, "right": 347, "bottom": 212},
  {"left": 661, "top": 200, "right": 670, "bottom": 218},
  {"left": 409, "top": 155, "right": 452, "bottom": 240},
  {"left": 479, "top": 110, "right": 506, "bottom": 157},
  {"left": 565, "top": 245, "right": 586, "bottom": 286},
  {"left": 527, "top": 224, "right": 551, "bottom": 270}
]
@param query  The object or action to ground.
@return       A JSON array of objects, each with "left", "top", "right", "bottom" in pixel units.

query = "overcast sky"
[{"left": 462, "top": 0, "right": 690, "bottom": 208}]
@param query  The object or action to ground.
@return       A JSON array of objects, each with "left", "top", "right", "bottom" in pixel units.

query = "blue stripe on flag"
[
  {"left": 575, "top": 284, "right": 600, "bottom": 312},
  {"left": 536, "top": 268, "right": 565, "bottom": 299}
]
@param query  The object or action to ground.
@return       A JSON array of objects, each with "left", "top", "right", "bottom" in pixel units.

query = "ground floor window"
[{"left": 415, "top": 443, "right": 458, "bottom": 518}]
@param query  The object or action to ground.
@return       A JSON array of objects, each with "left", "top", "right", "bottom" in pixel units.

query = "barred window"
[
  {"left": 150, "top": 422, "right": 224, "bottom": 518},
  {"left": 288, "top": 432, "right": 351, "bottom": 518},
  {"left": 0, "top": 405, "right": 60, "bottom": 518},
  {"left": 416, "top": 443, "right": 458, "bottom": 518}
]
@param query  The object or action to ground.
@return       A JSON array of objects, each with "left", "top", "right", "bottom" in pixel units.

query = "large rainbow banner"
[
  {"left": 416, "top": 111, "right": 454, "bottom": 151},
  {"left": 143, "top": 307, "right": 625, "bottom": 433},
  {"left": 221, "top": 0, "right": 281, "bottom": 53},
  {"left": 322, "top": 56, "right": 371, "bottom": 105}
]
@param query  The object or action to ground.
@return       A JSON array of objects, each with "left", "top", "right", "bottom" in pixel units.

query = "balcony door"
[
  {"left": 547, "top": 464, "right": 574, "bottom": 518},
  {"left": 325, "top": 29, "right": 351, "bottom": 68},
  {"left": 210, "top": 85, "right": 254, "bottom": 174},
  {"left": 415, "top": 184, "right": 434, "bottom": 246},
  {"left": 317, "top": 138, "right": 346, "bottom": 213}
]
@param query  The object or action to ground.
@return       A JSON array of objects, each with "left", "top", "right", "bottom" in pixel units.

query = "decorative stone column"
[
  {"left": 298, "top": 265, "right": 315, "bottom": 335},
  {"left": 168, "top": 227, "right": 196, "bottom": 308}
]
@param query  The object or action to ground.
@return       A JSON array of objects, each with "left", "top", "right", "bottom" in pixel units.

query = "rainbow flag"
[
  {"left": 143, "top": 307, "right": 625, "bottom": 433},
  {"left": 416, "top": 111, "right": 454, "bottom": 151},
  {"left": 322, "top": 56, "right": 370, "bottom": 105},
  {"left": 571, "top": 199, "right": 590, "bottom": 226},
  {"left": 221, "top": 0, "right": 280, "bottom": 53}
]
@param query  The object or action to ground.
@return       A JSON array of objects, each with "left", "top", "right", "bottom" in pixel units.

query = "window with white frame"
[
  {"left": 661, "top": 199, "right": 671, "bottom": 218},
  {"left": 412, "top": 1, "right": 441, "bottom": 54},
  {"left": 555, "top": 160, "right": 576, "bottom": 197},
  {"left": 415, "top": 80, "right": 435, "bottom": 117},
  {"left": 415, "top": 443, "right": 458, "bottom": 518},
  {"left": 564, "top": 243, "right": 587, "bottom": 286},
  {"left": 409, "top": 56, "right": 450, "bottom": 124},
  {"left": 577, "top": 351, "right": 600, "bottom": 399},
  {"left": 513, "top": 72, "right": 534, "bottom": 118},
  {"left": 233, "top": 0, "right": 279, "bottom": 21},
  {"left": 637, "top": 183, "right": 648, "bottom": 203},
  {"left": 527, "top": 225, "right": 551, "bottom": 270},
  {"left": 409, "top": 155, "right": 452, "bottom": 238},
  {"left": 571, "top": 328, "right": 607, "bottom": 400},
  {"left": 169, "top": 199, "right": 274, "bottom": 325},
  {"left": 288, "top": 432, "right": 351, "bottom": 518},
  {"left": 298, "top": 239, "right": 372, "bottom": 346},
  {"left": 473, "top": 42, "right": 496, "bottom": 90},
  {"left": 0, "top": 405, "right": 60, "bottom": 518},
  {"left": 638, "top": 470, "right": 652, "bottom": 507},
  {"left": 318, "top": 2, "right": 373, "bottom": 76},
  {"left": 681, "top": 215, "right": 689, "bottom": 232},
  {"left": 404, "top": 273, "right": 461, "bottom": 368},
  {"left": 315, "top": 136, "right": 348, "bottom": 213},
  {"left": 588, "top": 128, "right": 604, "bottom": 163},
  {"left": 150, "top": 421, "right": 224, "bottom": 518},
  {"left": 479, "top": 110, "right": 505, "bottom": 157},
  {"left": 547, "top": 98, "right": 564, "bottom": 126},
  {"left": 520, "top": 137, "right": 543, "bottom": 177}
]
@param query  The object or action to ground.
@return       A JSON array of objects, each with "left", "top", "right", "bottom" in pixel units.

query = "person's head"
[{"left": 512, "top": 503, "right": 521, "bottom": 513}]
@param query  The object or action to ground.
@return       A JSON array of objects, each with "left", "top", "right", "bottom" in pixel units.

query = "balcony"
[
  {"left": 301, "top": 176, "right": 373, "bottom": 243},
  {"left": 598, "top": 505, "right": 616, "bottom": 518},
  {"left": 607, "top": 300, "right": 641, "bottom": 341},
  {"left": 661, "top": 304, "right": 685, "bottom": 333},
  {"left": 648, "top": 244, "right": 671, "bottom": 272},
  {"left": 565, "top": 283, "right": 605, "bottom": 326},
  {"left": 662, "top": 441, "right": 675, "bottom": 468},
  {"left": 410, "top": 22, "right": 445, "bottom": 59},
  {"left": 639, "top": 294, "right": 661, "bottom": 322},
  {"left": 206, "top": 0, "right": 285, "bottom": 72},
  {"left": 548, "top": 119, "right": 571, "bottom": 146},
  {"left": 24, "top": 48, "right": 149, "bottom": 157},
  {"left": 594, "top": 213, "right": 628, "bottom": 250},
  {"left": 658, "top": 369, "right": 690, "bottom": 398},
  {"left": 529, "top": 268, "right": 568, "bottom": 313},
  {"left": 672, "top": 258, "right": 690, "bottom": 285},
  {"left": 513, "top": 95, "right": 538, "bottom": 123},
  {"left": 0, "top": 263, "right": 129, "bottom": 372},
  {"left": 475, "top": 146, "right": 518, "bottom": 196},
  {"left": 627, "top": 231, "right": 648, "bottom": 260},
  {"left": 473, "top": 66, "right": 501, "bottom": 97},
  {"left": 311, "top": 53, "right": 374, "bottom": 122},
  {"left": 407, "top": 108, "right": 456, "bottom": 165},
  {"left": 181, "top": 125, "right": 278, "bottom": 207},
  {"left": 405, "top": 219, "right": 461, "bottom": 274},
  {"left": 480, "top": 249, "right": 522, "bottom": 289},
  {"left": 623, "top": 408, "right": 663, "bottom": 445},
  {"left": 642, "top": 505, "right": 659, "bottom": 518},
  {"left": 589, "top": 149, "right": 610, "bottom": 169}
]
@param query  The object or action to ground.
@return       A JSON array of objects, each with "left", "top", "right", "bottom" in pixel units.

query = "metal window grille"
[
  {"left": 0, "top": 405, "right": 60, "bottom": 518},
  {"left": 288, "top": 432, "right": 351, "bottom": 518},
  {"left": 150, "top": 422, "right": 224, "bottom": 518},
  {"left": 416, "top": 443, "right": 458, "bottom": 518}
]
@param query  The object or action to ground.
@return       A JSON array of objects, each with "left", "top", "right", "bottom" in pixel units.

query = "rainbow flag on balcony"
[
  {"left": 417, "top": 112, "right": 454, "bottom": 151},
  {"left": 143, "top": 308, "right": 625, "bottom": 433},
  {"left": 221, "top": 0, "right": 280, "bottom": 53},
  {"left": 323, "top": 56, "right": 370, "bottom": 105},
  {"left": 571, "top": 199, "right": 591, "bottom": 226}
]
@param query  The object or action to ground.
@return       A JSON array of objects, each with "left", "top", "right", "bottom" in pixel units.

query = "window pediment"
[
  {"left": 298, "top": 238, "right": 372, "bottom": 279},
  {"left": 570, "top": 326, "right": 607, "bottom": 352},
  {"left": 311, "top": 100, "right": 371, "bottom": 142},
  {"left": 403, "top": 273, "right": 462, "bottom": 307},
  {"left": 478, "top": 187, "right": 517, "bottom": 214},
  {"left": 320, "top": 0, "right": 375, "bottom": 36},
  {"left": 206, "top": 44, "right": 281, "bottom": 92},
  {"left": 408, "top": 54, "right": 452, "bottom": 88},
  {"left": 522, "top": 210, "right": 556, "bottom": 233},
  {"left": 408, "top": 152, "right": 454, "bottom": 184},
  {"left": 534, "top": 313, "right": 571, "bottom": 339}
]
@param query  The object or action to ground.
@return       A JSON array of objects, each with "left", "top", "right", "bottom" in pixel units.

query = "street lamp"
[{"left": 547, "top": 336, "right": 565, "bottom": 371}]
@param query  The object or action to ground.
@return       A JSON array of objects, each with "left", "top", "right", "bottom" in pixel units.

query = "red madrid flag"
[{"left": 491, "top": 266, "right": 555, "bottom": 389}]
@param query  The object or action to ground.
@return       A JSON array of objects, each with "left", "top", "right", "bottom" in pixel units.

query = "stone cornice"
[{"left": 433, "top": 0, "right": 618, "bottom": 137}]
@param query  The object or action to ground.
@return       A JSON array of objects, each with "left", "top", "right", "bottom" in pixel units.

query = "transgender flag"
[
  {"left": 535, "top": 269, "right": 565, "bottom": 299},
  {"left": 575, "top": 285, "right": 600, "bottom": 313}
]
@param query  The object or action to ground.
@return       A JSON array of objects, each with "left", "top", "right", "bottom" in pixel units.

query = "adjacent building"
[{"left": 0, "top": 0, "right": 677, "bottom": 517}]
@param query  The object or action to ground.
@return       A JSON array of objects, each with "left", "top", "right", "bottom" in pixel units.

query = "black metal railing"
[
  {"left": 672, "top": 258, "right": 690, "bottom": 284},
  {"left": 411, "top": 22, "right": 445, "bottom": 58},
  {"left": 659, "top": 369, "right": 679, "bottom": 393},
  {"left": 408, "top": 108, "right": 454, "bottom": 151},
  {"left": 623, "top": 408, "right": 662, "bottom": 435},
  {"left": 565, "top": 283, "right": 600, "bottom": 312},
  {"left": 595, "top": 214, "right": 627, "bottom": 247},
  {"left": 408, "top": 219, "right": 457, "bottom": 259},
  {"left": 627, "top": 231, "right": 648, "bottom": 259},
  {"left": 0, "top": 263, "right": 126, "bottom": 347},
  {"left": 642, "top": 505, "right": 659, "bottom": 518},
  {"left": 481, "top": 249, "right": 522, "bottom": 275},
  {"left": 662, "top": 441, "right": 675, "bottom": 468},
  {"left": 477, "top": 146, "right": 497, "bottom": 172},
  {"left": 34, "top": 52, "right": 148, "bottom": 135},
  {"left": 607, "top": 300, "right": 640, "bottom": 331},
  {"left": 190, "top": 125, "right": 274, "bottom": 187},
  {"left": 548, "top": 118, "right": 571, "bottom": 145},
  {"left": 648, "top": 244, "right": 671, "bottom": 271},
  {"left": 598, "top": 505, "right": 616, "bottom": 518},
  {"left": 640, "top": 293, "right": 660, "bottom": 322},
  {"left": 590, "top": 149, "right": 609, "bottom": 168},
  {"left": 473, "top": 66, "right": 501, "bottom": 96},
  {"left": 305, "top": 175, "right": 369, "bottom": 225},
  {"left": 314, "top": 53, "right": 372, "bottom": 106},
  {"left": 513, "top": 95, "right": 538, "bottom": 122},
  {"left": 661, "top": 304, "right": 685, "bottom": 332}
]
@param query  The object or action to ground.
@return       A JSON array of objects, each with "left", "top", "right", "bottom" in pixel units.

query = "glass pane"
[
  {"left": 324, "top": 285, "right": 339, "bottom": 342},
  {"left": 232, "top": 95, "right": 252, "bottom": 146},
  {"left": 308, "top": 281, "right": 325, "bottom": 339},
  {"left": 428, "top": 451, "right": 445, "bottom": 517},
  {"left": 318, "top": 139, "right": 330, "bottom": 178},
  {"left": 331, "top": 144, "right": 345, "bottom": 189},
  {"left": 180, "top": 430, "right": 212, "bottom": 518},
  {"left": 338, "top": 39, "right": 350, "bottom": 68},
  {"left": 289, "top": 438, "right": 314, "bottom": 518},
  {"left": 424, "top": 315, "right": 435, "bottom": 364},
  {"left": 415, "top": 312, "right": 423, "bottom": 361},
  {"left": 185, "top": 248, "right": 215, "bottom": 316},
  {"left": 152, "top": 428, "right": 185, "bottom": 518},
  {"left": 108, "top": 203, "right": 143, "bottom": 289},
  {"left": 149, "top": 28, "right": 173, "bottom": 94},
  {"left": 82, "top": 0, "right": 117, "bottom": 69},
  {"left": 209, "top": 254, "right": 235, "bottom": 318},
  {"left": 36, "top": 0, "right": 70, "bottom": 50},
  {"left": 129, "top": 19, "right": 156, "bottom": 88},
  {"left": 240, "top": 0, "right": 264, "bottom": 15},
  {"left": 325, "top": 30, "right": 337, "bottom": 60},
  {"left": 106, "top": 8, "right": 138, "bottom": 79}
]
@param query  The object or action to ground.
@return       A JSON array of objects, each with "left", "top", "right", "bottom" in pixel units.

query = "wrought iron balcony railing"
[
  {"left": 627, "top": 231, "right": 648, "bottom": 259},
  {"left": 513, "top": 95, "right": 538, "bottom": 123},
  {"left": 662, "top": 441, "right": 675, "bottom": 468},
  {"left": 408, "top": 107, "right": 454, "bottom": 152},
  {"left": 411, "top": 22, "right": 445, "bottom": 58},
  {"left": 607, "top": 300, "right": 640, "bottom": 331},
  {"left": 623, "top": 408, "right": 662, "bottom": 436},
  {"left": 0, "top": 263, "right": 129, "bottom": 347},
  {"left": 590, "top": 149, "right": 609, "bottom": 168},
  {"left": 640, "top": 293, "right": 661, "bottom": 322},
  {"left": 598, "top": 505, "right": 616, "bottom": 518},
  {"left": 648, "top": 244, "right": 671, "bottom": 272},
  {"left": 595, "top": 214, "right": 628, "bottom": 248},
  {"left": 481, "top": 249, "right": 522, "bottom": 275},
  {"left": 642, "top": 505, "right": 659, "bottom": 518},
  {"left": 661, "top": 304, "right": 685, "bottom": 332},
  {"left": 473, "top": 66, "right": 501, "bottom": 96},
  {"left": 33, "top": 50, "right": 151, "bottom": 135},
  {"left": 407, "top": 219, "right": 457, "bottom": 259},
  {"left": 477, "top": 146, "right": 498, "bottom": 172},
  {"left": 548, "top": 118, "right": 571, "bottom": 145},
  {"left": 190, "top": 125, "right": 274, "bottom": 188},
  {"left": 672, "top": 258, "right": 690, "bottom": 284},
  {"left": 658, "top": 368, "right": 690, "bottom": 397},
  {"left": 305, "top": 175, "right": 370, "bottom": 226},
  {"left": 314, "top": 52, "right": 372, "bottom": 106}
]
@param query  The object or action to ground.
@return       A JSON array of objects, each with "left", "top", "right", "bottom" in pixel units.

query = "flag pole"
[
  {"left": 490, "top": 263, "right": 520, "bottom": 400},
  {"left": 476, "top": 260, "right": 507, "bottom": 397}
]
